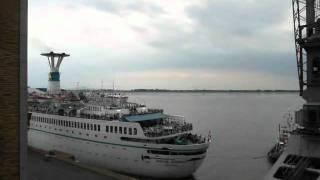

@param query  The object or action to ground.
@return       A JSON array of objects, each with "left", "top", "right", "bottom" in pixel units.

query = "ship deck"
[{"left": 264, "top": 134, "right": 320, "bottom": 180}]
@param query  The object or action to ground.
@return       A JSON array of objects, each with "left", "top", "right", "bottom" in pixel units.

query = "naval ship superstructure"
[
  {"left": 27, "top": 52, "right": 211, "bottom": 178},
  {"left": 265, "top": 0, "right": 320, "bottom": 179}
]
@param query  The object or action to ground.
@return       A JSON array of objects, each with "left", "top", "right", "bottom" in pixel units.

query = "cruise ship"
[{"left": 27, "top": 52, "right": 211, "bottom": 178}]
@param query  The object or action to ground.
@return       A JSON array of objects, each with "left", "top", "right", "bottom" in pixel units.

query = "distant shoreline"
[
  {"left": 33, "top": 87, "right": 299, "bottom": 93},
  {"left": 126, "top": 89, "right": 299, "bottom": 93},
  {"left": 65, "top": 89, "right": 299, "bottom": 93}
]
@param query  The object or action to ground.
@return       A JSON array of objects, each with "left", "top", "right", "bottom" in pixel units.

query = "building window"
[
  {"left": 119, "top": 127, "right": 122, "bottom": 134},
  {"left": 134, "top": 128, "right": 137, "bottom": 135},
  {"left": 129, "top": 128, "right": 132, "bottom": 135},
  {"left": 114, "top": 126, "right": 118, "bottom": 133},
  {"left": 106, "top": 126, "right": 109, "bottom": 132},
  {"left": 124, "top": 127, "right": 127, "bottom": 134}
]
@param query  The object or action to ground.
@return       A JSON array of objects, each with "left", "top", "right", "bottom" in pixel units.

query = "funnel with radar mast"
[{"left": 41, "top": 51, "right": 70, "bottom": 94}]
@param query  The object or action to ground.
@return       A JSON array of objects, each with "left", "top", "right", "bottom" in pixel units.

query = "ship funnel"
[{"left": 41, "top": 51, "right": 70, "bottom": 94}]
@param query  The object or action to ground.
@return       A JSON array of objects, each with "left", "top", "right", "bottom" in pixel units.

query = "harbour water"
[
  {"left": 128, "top": 92, "right": 304, "bottom": 180},
  {"left": 27, "top": 92, "right": 304, "bottom": 180}
]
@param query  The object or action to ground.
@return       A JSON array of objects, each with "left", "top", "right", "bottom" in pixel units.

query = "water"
[{"left": 128, "top": 92, "right": 304, "bottom": 180}]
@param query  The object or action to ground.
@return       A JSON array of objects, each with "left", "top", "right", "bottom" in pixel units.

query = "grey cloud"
[
  {"left": 187, "top": 1, "right": 290, "bottom": 37},
  {"left": 80, "top": 0, "right": 164, "bottom": 17}
]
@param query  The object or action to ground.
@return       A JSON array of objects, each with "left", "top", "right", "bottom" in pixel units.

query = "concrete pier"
[{"left": 27, "top": 148, "right": 137, "bottom": 180}]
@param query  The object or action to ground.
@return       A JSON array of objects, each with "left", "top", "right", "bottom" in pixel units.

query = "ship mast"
[{"left": 292, "top": 0, "right": 320, "bottom": 129}]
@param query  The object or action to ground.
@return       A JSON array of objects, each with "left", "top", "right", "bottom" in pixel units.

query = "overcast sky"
[{"left": 28, "top": 0, "right": 298, "bottom": 90}]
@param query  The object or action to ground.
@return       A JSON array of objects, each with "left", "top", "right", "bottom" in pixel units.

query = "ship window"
[
  {"left": 134, "top": 128, "right": 137, "bottom": 135},
  {"left": 106, "top": 126, "right": 109, "bottom": 132},
  {"left": 94, "top": 124, "right": 97, "bottom": 131},
  {"left": 119, "top": 127, "right": 122, "bottom": 134},
  {"left": 312, "top": 57, "right": 320, "bottom": 76},
  {"left": 87, "top": 123, "right": 89, "bottom": 130},
  {"left": 129, "top": 128, "right": 132, "bottom": 135},
  {"left": 115, "top": 126, "right": 118, "bottom": 133},
  {"left": 90, "top": 124, "right": 93, "bottom": 131},
  {"left": 98, "top": 125, "right": 100, "bottom": 131},
  {"left": 80, "top": 123, "right": 83, "bottom": 129},
  {"left": 124, "top": 127, "right": 127, "bottom": 134},
  {"left": 110, "top": 126, "right": 113, "bottom": 133}
]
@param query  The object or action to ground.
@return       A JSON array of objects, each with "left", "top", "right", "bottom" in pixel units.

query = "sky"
[{"left": 28, "top": 0, "right": 298, "bottom": 90}]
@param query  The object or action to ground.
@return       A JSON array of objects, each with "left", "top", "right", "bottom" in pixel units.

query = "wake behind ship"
[{"left": 27, "top": 52, "right": 211, "bottom": 178}]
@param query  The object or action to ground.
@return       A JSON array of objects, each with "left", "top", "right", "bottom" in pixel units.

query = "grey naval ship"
[
  {"left": 27, "top": 52, "right": 211, "bottom": 178},
  {"left": 265, "top": 0, "right": 320, "bottom": 179}
]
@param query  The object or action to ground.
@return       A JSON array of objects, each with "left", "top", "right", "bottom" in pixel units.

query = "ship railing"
[
  {"left": 165, "top": 115, "right": 185, "bottom": 124},
  {"left": 143, "top": 121, "right": 193, "bottom": 137}
]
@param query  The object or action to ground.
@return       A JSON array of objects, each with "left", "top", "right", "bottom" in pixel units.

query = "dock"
[{"left": 27, "top": 148, "right": 137, "bottom": 180}]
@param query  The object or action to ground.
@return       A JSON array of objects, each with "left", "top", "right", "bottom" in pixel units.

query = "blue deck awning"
[{"left": 123, "top": 113, "right": 167, "bottom": 122}]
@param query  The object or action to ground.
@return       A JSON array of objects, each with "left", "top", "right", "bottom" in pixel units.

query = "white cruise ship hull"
[{"left": 28, "top": 127, "right": 208, "bottom": 178}]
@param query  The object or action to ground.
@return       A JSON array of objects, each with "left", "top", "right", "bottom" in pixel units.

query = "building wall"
[{"left": 0, "top": 0, "right": 27, "bottom": 180}]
